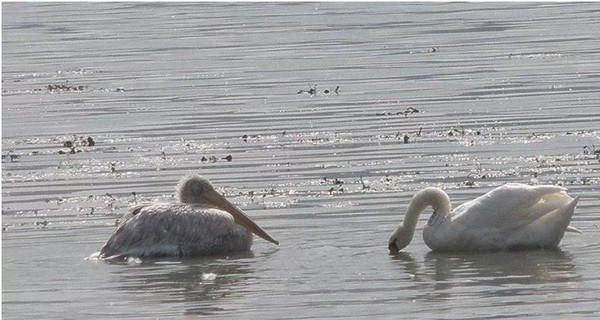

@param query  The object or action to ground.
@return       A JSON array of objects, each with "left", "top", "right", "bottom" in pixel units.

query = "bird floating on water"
[
  {"left": 388, "top": 183, "right": 580, "bottom": 253},
  {"left": 98, "top": 174, "right": 278, "bottom": 259}
]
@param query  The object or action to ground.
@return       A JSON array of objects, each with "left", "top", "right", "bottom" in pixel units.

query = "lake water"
[{"left": 2, "top": 2, "right": 600, "bottom": 319}]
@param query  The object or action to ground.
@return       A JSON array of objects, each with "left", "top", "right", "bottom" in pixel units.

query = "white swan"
[
  {"left": 388, "top": 183, "right": 580, "bottom": 253},
  {"left": 99, "top": 174, "right": 278, "bottom": 259}
]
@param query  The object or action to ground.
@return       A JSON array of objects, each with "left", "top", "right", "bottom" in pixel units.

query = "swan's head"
[
  {"left": 388, "top": 225, "right": 413, "bottom": 255},
  {"left": 388, "top": 187, "right": 451, "bottom": 254}
]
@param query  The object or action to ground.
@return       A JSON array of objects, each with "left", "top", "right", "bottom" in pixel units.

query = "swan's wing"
[
  {"left": 428, "top": 184, "right": 578, "bottom": 251},
  {"left": 450, "top": 183, "right": 572, "bottom": 230}
]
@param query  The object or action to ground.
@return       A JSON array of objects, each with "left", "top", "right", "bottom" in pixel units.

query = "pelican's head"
[
  {"left": 176, "top": 174, "right": 279, "bottom": 245},
  {"left": 177, "top": 174, "right": 215, "bottom": 204},
  {"left": 388, "top": 225, "right": 413, "bottom": 255}
]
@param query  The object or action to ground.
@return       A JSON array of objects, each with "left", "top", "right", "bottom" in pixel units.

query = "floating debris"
[
  {"left": 396, "top": 126, "right": 422, "bottom": 144},
  {"left": 583, "top": 145, "right": 600, "bottom": 157},
  {"left": 34, "top": 219, "right": 48, "bottom": 228},
  {"left": 360, "top": 173, "right": 370, "bottom": 190},
  {"left": 462, "top": 180, "right": 476, "bottom": 187},
  {"left": 448, "top": 128, "right": 463, "bottom": 137},
  {"left": 297, "top": 84, "right": 339, "bottom": 96},
  {"left": 58, "top": 135, "right": 97, "bottom": 154},
  {"left": 323, "top": 86, "right": 340, "bottom": 95},
  {"left": 241, "top": 134, "right": 262, "bottom": 142},
  {"left": 58, "top": 147, "right": 80, "bottom": 154},
  {"left": 323, "top": 177, "right": 345, "bottom": 193},
  {"left": 45, "top": 83, "right": 87, "bottom": 93},
  {"left": 463, "top": 163, "right": 487, "bottom": 186},
  {"left": 34, "top": 82, "right": 124, "bottom": 94},
  {"left": 467, "top": 171, "right": 488, "bottom": 179},
  {"left": 201, "top": 155, "right": 219, "bottom": 163},
  {"left": 2, "top": 151, "right": 20, "bottom": 163},
  {"left": 222, "top": 155, "right": 233, "bottom": 162},
  {"left": 376, "top": 107, "right": 419, "bottom": 117},
  {"left": 298, "top": 84, "right": 317, "bottom": 95},
  {"left": 82, "top": 136, "right": 95, "bottom": 147},
  {"left": 404, "top": 107, "right": 419, "bottom": 115},
  {"left": 447, "top": 127, "right": 482, "bottom": 138}
]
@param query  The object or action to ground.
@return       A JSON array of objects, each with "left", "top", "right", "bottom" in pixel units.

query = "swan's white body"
[
  {"left": 389, "top": 183, "right": 580, "bottom": 253},
  {"left": 99, "top": 175, "right": 278, "bottom": 259}
]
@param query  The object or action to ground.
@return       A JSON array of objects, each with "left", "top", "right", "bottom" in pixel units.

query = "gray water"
[{"left": 2, "top": 2, "right": 600, "bottom": 319}]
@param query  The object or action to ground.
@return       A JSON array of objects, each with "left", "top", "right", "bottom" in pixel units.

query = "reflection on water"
[
  {"left": 108, "top": 252, "right": 259, "bottom": 316},
  {"left": 393, "top": 250, "right": 579, "bottom": 304},
  {"left": 425, "top": 250, "right": 578, "bottom": 285}
]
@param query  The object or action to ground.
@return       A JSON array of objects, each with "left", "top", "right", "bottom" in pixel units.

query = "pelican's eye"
[{"left": 388, "top": 239, "right": 399, "bottom": 251}]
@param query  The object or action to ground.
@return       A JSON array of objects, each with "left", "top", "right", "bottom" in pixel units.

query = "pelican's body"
[
  {"left": 99, "top": 175, "right": 278, "bottom": 259},
  {"left": 389, "top": 183, "right": 580, "bottom": 253}
]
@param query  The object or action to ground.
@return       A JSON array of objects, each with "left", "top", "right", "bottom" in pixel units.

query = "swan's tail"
[{"left": 563, "top": 195, "right": 581, "bottom": 234}]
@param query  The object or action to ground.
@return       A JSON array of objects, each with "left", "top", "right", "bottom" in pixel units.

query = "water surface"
[{"left": 3, "top": 2, "right": 600, "bottom": 319}]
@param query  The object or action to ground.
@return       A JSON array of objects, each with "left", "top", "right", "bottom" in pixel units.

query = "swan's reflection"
[
  {"left": 107, "top": 251, "right": 268, "bottom": 316},
  {"left": 392, "top": 250, "right": 580, "bottom": 303},
  {"left": 424, "top": 250, "right": 579, "bottom": 285}
]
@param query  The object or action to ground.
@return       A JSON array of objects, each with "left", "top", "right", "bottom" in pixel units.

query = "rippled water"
[{"left": 3, "top": 2, "right": 600, "bottom": 319}]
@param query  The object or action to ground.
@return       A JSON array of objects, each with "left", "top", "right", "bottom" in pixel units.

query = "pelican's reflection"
[{"left": 108, "top": 251, "right": 268, "bottom": 316}]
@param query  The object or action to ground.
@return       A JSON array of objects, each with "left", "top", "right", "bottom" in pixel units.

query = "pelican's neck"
[{"left": 402, "top": 187, "right": 451, "bottom": 234}]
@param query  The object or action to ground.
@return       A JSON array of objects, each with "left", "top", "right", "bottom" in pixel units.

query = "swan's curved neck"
[{"left": 402, "top": 188, "right": 451, "bottom": 234}]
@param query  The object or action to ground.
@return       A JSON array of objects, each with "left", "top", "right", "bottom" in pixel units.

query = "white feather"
[{"left": 390, "top": 183, "right": 580, "bottom": 252}]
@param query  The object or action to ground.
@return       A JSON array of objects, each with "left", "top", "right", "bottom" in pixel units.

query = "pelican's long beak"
[{"left": 201, "top": 190, "right": 279, "bottom": 245}]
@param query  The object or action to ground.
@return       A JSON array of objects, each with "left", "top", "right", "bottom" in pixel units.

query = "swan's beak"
[{"left": 201, "top": 190, "right": 279, "bottom": 245}]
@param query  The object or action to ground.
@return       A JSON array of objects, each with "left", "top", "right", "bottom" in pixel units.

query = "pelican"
[
  {"left": 388, "top": 183, "right": 580, "bottom": 253},
  {"left": 99, "top": 174, "right": 278, "bottom": 259}
]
